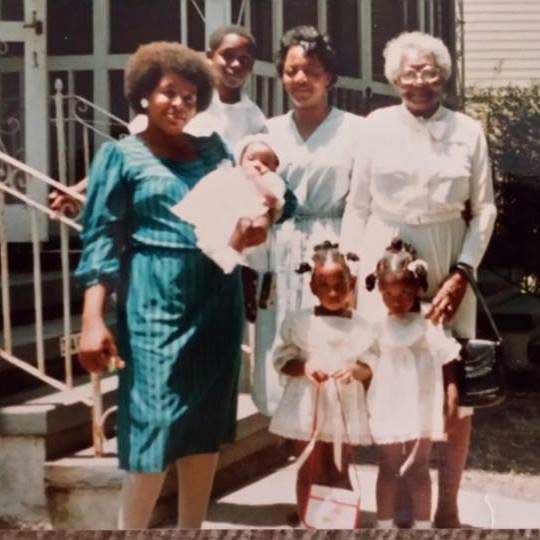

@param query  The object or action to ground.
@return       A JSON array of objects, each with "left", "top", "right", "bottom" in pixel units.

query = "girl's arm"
[
  {"left": 443, "top": 360, "right": 460, "bottom": 431},
  {"left": 280, "top": 359, "right": 305, "bottom": 377},
  {"left": 282, "top": 359, "right": 329, "bottom": 383},
  {"left": 273, "top": 312, "right": 328, "bottom": 383}
]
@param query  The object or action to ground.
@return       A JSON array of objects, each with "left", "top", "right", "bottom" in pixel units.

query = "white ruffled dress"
[
  {"left": 269, "top": 308, "right": 374, "bottom": 446},
  {"left": 365, "top": 312, "right": 461, "bottom": 444}
]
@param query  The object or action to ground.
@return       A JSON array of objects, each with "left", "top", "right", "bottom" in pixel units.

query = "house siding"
[{"left": 464, "top": 0, "right": 540, "bottom": 88}]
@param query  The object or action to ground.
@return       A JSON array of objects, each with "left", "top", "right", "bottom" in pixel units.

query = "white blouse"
[
  {"left": 267, "top": 108, "right": 366, "bottom": 219},
  {"left": 341, "top": 104, "right": 497, "bottom": 269}
]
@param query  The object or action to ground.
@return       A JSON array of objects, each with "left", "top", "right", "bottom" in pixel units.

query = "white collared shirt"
[
  {"left": 341, "top": 104, "right": 496, "bottom": 269},
  {"left": 185, "top": 91, "right": 267, "bottom": 153}
]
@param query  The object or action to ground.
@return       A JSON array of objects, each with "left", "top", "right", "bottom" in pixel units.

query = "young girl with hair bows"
[
  {"left": 364, "top": 238, "right": 461, "bottom": 529},
  {"left": 269, "top": 240, "right": 373, "bottom": 527}
]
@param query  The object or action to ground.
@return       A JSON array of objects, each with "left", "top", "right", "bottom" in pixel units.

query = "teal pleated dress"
[{"left": 75, "top": 133, "right": 244, "bottom": 472}]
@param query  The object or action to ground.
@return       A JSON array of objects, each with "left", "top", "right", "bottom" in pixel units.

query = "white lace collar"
[
  {"left": 376, "top": 312, "right": 427, "bottom": 349},
  {"left": 306, "top": 313, "right": 374, "bottom": 355}
]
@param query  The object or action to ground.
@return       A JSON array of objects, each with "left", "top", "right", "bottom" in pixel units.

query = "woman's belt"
[
  {"left": 293, "top": 210, "right": 343, "bottom": 222},
  {"left": 372, "top": 205, "right": 463, "bottom": 226}
]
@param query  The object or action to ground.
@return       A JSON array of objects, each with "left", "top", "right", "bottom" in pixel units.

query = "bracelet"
[{"left": 450, "top": 262, "right": 473, "bottom": 279}]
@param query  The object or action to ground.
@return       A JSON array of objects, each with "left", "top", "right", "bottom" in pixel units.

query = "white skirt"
[
  {"left": 270, "top": 377, "right": 372, "bottom": 445},
  {"left": 367, "top": 348, "right": 448, "bottom": 444}
]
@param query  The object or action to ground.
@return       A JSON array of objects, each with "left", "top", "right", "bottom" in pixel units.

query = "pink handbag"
[{"left": 304, "top": 481, "right": 361, "bottom": 529}]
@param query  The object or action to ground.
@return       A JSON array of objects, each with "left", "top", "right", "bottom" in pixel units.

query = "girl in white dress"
[
  {"left": 250, "top": 25, "right": 368, "bottom": 416},
  {"left": 269, "top": 241, "right": 373, "bottom": 526},
  {"left": 364, "top": 238, "right": 461, "bottom": 529}
]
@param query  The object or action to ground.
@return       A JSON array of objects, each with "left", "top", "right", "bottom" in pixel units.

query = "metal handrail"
[
  {"left": 0, "top": 154, "right": 120, "bottom": 454},
  {"left": 0, "top": 151, "right": 85, "bottom": 205},
  {"left": 0, "top": 82, "right": 130, "bottom": 456},
  {"left": 52, "top": 78, "right": 130, "bottom": 184}
]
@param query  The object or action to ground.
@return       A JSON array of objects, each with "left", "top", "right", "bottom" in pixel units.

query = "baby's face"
[
  {"left": 379, "top": 275, "right": 419, "bottom": 316},
  {"left": 311, "top": 261, "right": 354, "bottom": 312},
  {"left": 241, "top": 143, "right": 279, "bottom": 176}
]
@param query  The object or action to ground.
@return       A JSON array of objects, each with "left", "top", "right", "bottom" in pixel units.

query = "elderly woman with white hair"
[{"left": 341, "top": 31, "right": 497, "bottom": 528}]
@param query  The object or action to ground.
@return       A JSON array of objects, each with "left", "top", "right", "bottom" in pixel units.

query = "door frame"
[{"left": 0, "top": 0, "right": 48, "bottom": 241}]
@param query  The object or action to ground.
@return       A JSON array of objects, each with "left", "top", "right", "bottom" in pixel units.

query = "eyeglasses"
[{"left": 399, "top": 67, "right": 441, "bottom": 84}]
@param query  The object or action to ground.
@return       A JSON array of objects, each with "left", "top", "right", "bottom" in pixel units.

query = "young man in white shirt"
[{"left": 186, "top": 24, "right": 267, "bottom": 150}]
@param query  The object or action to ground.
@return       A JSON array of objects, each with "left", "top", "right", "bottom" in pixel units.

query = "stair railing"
[
  {"left": 0, "top": 151, "right": 83, "bottom": 384},
  {"left": 0, "top": 85, "right": 130, "bottom": 457},
  {"left": 52, "top": 78, "right": 130, "bottom": 182},
  {"left": 0, "top": 149, "right": 117, "bottom": 456}
]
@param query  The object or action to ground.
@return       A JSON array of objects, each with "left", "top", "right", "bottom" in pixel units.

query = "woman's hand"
[
  {"left": 79, "top": 316, "right": 124, "bottom": 373},
  {"left": 49, "top": 190, "right": 82, "bottom": 219},
  {"left": 426, "top": 271, "right": 468, "bottom": 325},
  {"left": 229, "top": 216, "right": 270, "bottom": 252},
  {"left": 49, "top": 177, "right": 87, "bottom": 219}
]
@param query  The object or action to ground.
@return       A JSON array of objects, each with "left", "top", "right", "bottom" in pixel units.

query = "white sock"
[
  {"left": 413, "top": 520, "right": 432, "bottom": 529},
  {"left": 377, "top": 519, "right": 395, "bottom": 529}
]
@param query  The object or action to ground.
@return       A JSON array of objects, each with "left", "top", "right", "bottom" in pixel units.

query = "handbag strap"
[
  {"left": 297, "top": 380, "right": 361, "bottom": 493},
  {"left": 455, "top": 265, "right": 503, "bottom": 343},
  {"left": 333, "top": 379, "right": 362, "bottom": 491}
]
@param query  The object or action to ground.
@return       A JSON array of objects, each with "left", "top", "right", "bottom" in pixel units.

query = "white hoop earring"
[{"left": 140, "top": 98, "right": 149, "bottom": 110}]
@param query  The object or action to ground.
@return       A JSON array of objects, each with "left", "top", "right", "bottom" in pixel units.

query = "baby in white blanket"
[{"left": 171, "top": 136, "right": 285, "bottom": 272}]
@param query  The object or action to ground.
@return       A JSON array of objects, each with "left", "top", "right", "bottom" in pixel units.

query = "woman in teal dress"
[{"left": 75, "top": 42, "right": 275, "bottom": 529}]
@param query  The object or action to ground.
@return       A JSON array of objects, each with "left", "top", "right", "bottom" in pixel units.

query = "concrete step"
[
  {"left": 4, "top": 314, "right": 83, "bottom": 372},
  {"left": 0, "top": 373, "right": 118, "bottom": 460},
  {"left": 0, "top": 371, "right": 120, "bottom": 528},
  {"left": 44, "top": 393, "right": 282, "bottom": 529}
]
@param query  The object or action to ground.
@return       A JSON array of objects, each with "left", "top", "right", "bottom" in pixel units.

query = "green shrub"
[{"left": 467, "top": 85, "right": 540, "bottom": 292}]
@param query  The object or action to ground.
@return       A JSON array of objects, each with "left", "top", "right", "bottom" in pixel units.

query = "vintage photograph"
[{"left": 0, "top": 0, "right": 539, "bottom": 532}]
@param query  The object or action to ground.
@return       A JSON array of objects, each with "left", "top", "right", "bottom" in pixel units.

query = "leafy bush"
[{"left": 466, "top": 85, "right": 540, "bottom": 292}]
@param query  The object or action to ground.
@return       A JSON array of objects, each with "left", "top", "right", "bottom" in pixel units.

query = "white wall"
[{"left": 464, "top": 0, "right": 540, "bottom": 88}]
